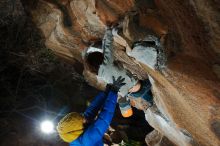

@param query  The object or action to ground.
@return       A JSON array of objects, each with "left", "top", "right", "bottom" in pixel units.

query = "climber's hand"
[
  {"left": 112, "top": 76, "right": 126, "bottom": 92},
  {"left": 106, "top": 76, "right": 126, "bottom": 93},
  {"left": 113, "top": 76, "right": 125, "bottom": 86}
]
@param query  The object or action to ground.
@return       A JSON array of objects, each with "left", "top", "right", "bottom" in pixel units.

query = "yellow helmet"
[{"left": 57, "top": 112, "right": 84, "bottom": 143}]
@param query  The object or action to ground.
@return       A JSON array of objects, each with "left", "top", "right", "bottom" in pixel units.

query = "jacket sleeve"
[
  {"left": 83, "top": 92, "right": 106, "bottom": 121},
  {"left": 102, "top": 28, "right": 114, "bottom": 65},
  {"left": 73, "top": 91, "right": 118, "bottom": 146}
]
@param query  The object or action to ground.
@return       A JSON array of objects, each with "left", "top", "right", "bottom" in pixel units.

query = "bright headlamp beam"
[{"left": 40, "top": 120, "right": 54, "bottom": 134}]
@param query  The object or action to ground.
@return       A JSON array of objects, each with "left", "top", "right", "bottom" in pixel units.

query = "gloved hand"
[{"left": 106, "top": 76, "right": 126, "bottom": 93}]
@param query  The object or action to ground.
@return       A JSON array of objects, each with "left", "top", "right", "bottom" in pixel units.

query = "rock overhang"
[{"left": 23, "top": 0, "right": 220, "bottom": 145}]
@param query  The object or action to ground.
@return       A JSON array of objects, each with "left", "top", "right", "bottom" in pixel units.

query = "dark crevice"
[{"left": 86, "top": 51, "right": 104, "bottom": 74}]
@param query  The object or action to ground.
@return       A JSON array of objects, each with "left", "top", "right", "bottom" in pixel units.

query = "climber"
[
  {"left": 57, "top": 76, "right": 125, "bottom": 146},
  {"left": 106, "top": 27, "right": 163, "bottom": 111},
  {"left": 85, "top": 27, "right": 154, "bottom": 117}
]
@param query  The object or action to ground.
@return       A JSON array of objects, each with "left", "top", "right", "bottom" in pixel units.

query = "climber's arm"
[
  {"left": 71, "top": 77, "right": 125, "bottom": 145},
  {"left": 77, "top": 91, "right": 118, "bottom": 145},
  {"left": 102, "top": 27, "right": 114, "bottom": 65},
  {"left": 83, "top": 92, "right": 107, "bottom": 122},
  {"left": 83, "top": 82, "right": 118, "bottom": 122}
]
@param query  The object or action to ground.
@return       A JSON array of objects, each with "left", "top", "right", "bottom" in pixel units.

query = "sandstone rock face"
[
  {"left": 145, "top": 130, "right": 177, "bottom": 146},
  {"left": 28, "top": 0, "right": 220, "bottom": 146}
]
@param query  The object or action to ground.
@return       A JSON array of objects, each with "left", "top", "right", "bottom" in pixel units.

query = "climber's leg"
[
  {"left": 129, "top": 79, "right": 154, "bottom": 107},
  {"left": 102, "top": 27, "right": 114, "bottom": 65}
]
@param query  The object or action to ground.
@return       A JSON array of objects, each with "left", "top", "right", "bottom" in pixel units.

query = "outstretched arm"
[
  {"left": 83, "top": 79, "right": 121, "bottom": 122},
  {"left": 78, "top": 91, "right": 118, "bottom": 146},
  {"left": 83, "top": 92, "right": 106, "bottom": 121},
  {"left": 71, "top": 77, "right": 125, "bottom": 146}
]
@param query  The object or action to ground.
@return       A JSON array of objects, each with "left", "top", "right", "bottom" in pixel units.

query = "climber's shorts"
[{"left": 129, "top": 79, "right": 153, "bottom": 105}]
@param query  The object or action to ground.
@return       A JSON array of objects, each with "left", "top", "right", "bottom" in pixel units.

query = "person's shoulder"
[{"left": 70, "top": 136, "right": 83, "bottom": 146}]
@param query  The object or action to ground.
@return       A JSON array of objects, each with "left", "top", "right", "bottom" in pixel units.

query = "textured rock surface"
[
  {"left": 27, "top": 0, "right": 220, "bottom": 146},
  {"left": 145, "top": 130, "right": 177, "bottom": 146}
]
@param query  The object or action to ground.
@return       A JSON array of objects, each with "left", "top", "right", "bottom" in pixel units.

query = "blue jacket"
[{"left": 70, "top": 91, "right": 117, "bottom": 146}]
